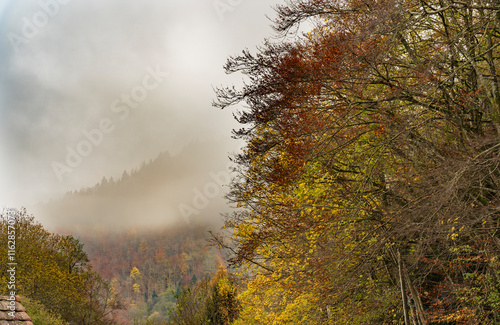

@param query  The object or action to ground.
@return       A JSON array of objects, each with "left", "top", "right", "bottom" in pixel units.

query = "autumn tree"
[
  {"left": 0, "top": 208, "right": 120, "bottom": 325},
  {"left": 169, "top": 266, "right": 240, "bottom": 325},
  {"left": 215, "top": 0, "right": 500, "bottom": 323}
]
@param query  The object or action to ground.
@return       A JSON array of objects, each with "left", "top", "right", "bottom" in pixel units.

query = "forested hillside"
[
  {"left": 0, "top": 209, "right": 227, "bottom": 325},
  {"left": 36, "top": 140, "right": 232, "bottom": 229},
  {"left": 73, "top": 225, "right": 223, "bottom": 324},
  {"left": 213, "top": 0, "right": 500, "bottom": 323}
]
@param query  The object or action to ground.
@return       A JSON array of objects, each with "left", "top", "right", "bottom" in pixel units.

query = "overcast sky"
[{"left": 0, "top": 0, "right": 283, "bottom": 209}]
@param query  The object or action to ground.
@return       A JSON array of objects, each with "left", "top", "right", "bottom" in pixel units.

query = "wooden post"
[
  {"left": 403, "top": 263, "right": 427, "bottom": 325},
  {"left": 398, "top": 250, "right": 410, "bottom": 325}
]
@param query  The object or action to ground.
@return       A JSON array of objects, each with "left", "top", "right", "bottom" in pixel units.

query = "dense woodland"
[
  {"left": 2, "top": 0, "right": 500, "bottom": 324},
  {"left": 76, "top": 225, "right": 224, "bottom": 324}
]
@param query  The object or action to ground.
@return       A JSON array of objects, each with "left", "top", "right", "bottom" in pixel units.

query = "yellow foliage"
[{"left": 130, "top": 266, "right": 142, "bottom": 279}]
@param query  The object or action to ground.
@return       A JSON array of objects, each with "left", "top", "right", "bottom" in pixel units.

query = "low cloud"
[{"left": 0, "top": 0, "right": 280, "bottom": 226}]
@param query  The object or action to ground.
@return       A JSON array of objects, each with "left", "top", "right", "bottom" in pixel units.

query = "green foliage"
[
  {"left": 169, "top": 267, "right": 240, "bottom": 325},
  {"left": 21, "top": 295, "right": 69, "bottom": 325},
  {"left": 169, "top": 285, "right": 211, "bottom": 325},
  {"left": 205, "top": 272, "right": 240, "bottom": 325}
]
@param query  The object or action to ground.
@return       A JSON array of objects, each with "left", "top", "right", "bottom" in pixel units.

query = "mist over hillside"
[{"left": 33, "top": 140, "right": 237, "bottom": 231}]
